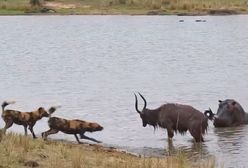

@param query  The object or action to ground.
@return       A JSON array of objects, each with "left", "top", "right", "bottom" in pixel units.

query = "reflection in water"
[
  {"left": 166, "top": 140, "right": 211, "bottom": 159},
  {"left": 121, "top": 138, "right": 213, "bottom": 161},
  {"left": 214, "top": 126, "right": 247, "bottom": 154},
  {"left": 1, "top": 15, "right": 248, "bottom": 168}
]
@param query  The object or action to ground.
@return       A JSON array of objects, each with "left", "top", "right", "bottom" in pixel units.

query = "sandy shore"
[{"left": 0, "top": 132, "right": 215, "bottom": 168}]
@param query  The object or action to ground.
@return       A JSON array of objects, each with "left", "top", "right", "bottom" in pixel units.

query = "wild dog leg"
[
  {"left": 23, "top": 125, "right": 28, "bottom": 136},
  {"left": 28, "top": 125, "right": 37, "bottom": 139},
  {"left": 41, "top": 129, "right": 59, "bottom": 140},
  {"left": 74, "top": 134, "right": 83, "bottom": 144},
  {"left": 3, "top": 119, "right": 14, "bottom": 134},
  {"left": 80, "top": 133, "right": 102, "bottom": 143}
]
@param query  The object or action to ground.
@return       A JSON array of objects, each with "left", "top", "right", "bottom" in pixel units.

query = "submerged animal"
[
  {"left": 135, "top": 93, "right": 208, "bottom": 142},
  {"left": 1, "top": 101, "right": 49, "bottom": 138},
  {"left": 205, "top": 99, "right": 248, "bottom": 127},
  {"left": 42, "top": 106, "right": 103, "bottom": 144}
]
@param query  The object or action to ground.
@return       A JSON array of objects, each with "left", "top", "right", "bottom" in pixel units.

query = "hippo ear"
[
  {"left": 232, "top": 101, "right": 236, "bottom": 106},
  {"left": 218, "top": 100, "right": 222, "bottom": 103}
]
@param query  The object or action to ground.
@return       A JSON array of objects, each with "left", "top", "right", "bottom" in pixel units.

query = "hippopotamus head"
[{"left": 213, "top": 99, "right": 246, "bottom": 127}]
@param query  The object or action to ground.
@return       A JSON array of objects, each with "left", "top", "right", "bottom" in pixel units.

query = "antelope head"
[{"left": 134, "top": 92, "right": 149, "bottom": 127}]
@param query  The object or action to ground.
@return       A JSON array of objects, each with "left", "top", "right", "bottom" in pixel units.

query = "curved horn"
[
  {"left": 134, "top": 94, "right": 141, "bottom": 114},
  {"left": 138, "top": 92, "right": 147, "bottom": 110}
]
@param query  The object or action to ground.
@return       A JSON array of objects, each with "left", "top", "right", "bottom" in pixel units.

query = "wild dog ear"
[
  {"left": 89, "top": 123, "right": 97, "bottom": 127},
  {"left": 38, "top": 107, "right": 44, "bottom": 113}
]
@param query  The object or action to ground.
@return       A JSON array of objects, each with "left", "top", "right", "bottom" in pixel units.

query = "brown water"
[{"left": 1, "top": 15, "right": 248, "bottom": 168}]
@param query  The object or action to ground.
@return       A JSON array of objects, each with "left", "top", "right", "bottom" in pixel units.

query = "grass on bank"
[
  {"left": 0, "top": 0, "right": 248, "bottom": 15},
  {"left": 0, "top": 132, "right": 216, "bottom": 168},
  {"left": 0, "top": 0, "right": 29, "bottom": 13}
]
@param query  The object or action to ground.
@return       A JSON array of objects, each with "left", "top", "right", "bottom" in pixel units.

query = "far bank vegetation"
[
  {"left": 110, "top": 0, "right": 248, "bottom": 11},
  {"left": 0, "top": 0, "right": 248, "bottom": 15}
]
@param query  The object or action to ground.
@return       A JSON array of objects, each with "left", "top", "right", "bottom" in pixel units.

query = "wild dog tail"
[
  {"left": 1, "top": 101, "right": 16, "bottom": 112},
  {"left": 48, "top": 105, "right": 61, "bottom": 118}
]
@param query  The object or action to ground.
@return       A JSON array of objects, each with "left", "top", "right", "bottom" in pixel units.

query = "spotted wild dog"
[
  {"left": 42, "top": 106, "right": 103, "bottom": 144},
  {"left": 1, "top": 101, "right": 49, "bottom": 138}
]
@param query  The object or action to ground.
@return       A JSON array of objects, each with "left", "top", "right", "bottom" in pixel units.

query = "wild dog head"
[
  {"left": 87, "top": 122, "right": 103, "bottom": 132},
  {"left": 37, "top": 107, "right": 49, "bottom": 118},
  {"left": 79, "top": 121, "right": 103, "bottom": 141}
]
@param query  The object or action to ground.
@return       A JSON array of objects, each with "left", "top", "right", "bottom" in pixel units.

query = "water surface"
[{"left": 1, "top": 15, "right": 248, "bottom": 168}]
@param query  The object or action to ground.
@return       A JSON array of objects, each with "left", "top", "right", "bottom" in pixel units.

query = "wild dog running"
[{"left": 42, "top": 106, "right": 103, "bottom": 144}]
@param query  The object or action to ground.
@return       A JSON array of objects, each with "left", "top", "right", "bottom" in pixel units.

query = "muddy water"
[{"left": 1, "top": 15, "right": 248, "bottom": 168}]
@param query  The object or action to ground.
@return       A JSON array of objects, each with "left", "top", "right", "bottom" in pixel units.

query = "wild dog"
[
  {"left": 42, "top": 107, "right": 103, "bottom": 144},
  {"left": 1, "top": 101, "right": 49, "bottom": 138}
]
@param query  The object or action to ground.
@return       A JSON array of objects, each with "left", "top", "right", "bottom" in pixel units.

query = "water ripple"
[{"left": 1, "top": 15, "right": 248, "bottom": 168}]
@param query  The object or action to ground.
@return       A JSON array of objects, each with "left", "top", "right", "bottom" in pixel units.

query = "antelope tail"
[
  {"left": 138, "top": 92, "right": 147, "bottom": 110},
  {"left": 204, "top": 108, "right": 215, "bottom": 121}
]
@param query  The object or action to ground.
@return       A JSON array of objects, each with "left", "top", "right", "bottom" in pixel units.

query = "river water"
[{"left": 1, "top": 15, "right": 248, "bottom": 168}]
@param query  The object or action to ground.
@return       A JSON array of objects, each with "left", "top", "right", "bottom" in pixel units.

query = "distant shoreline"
[
  {"left": 1, "top": 2, "right": 247, "bottom": 16},
  {"left": 0, "top": 10, "right": 246, "bottom": 16}
]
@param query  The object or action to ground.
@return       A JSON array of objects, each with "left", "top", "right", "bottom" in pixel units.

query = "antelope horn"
[
  {"left": 134, "top": 93, "right": 141, "bottom": 114},
  {"left": 138, "top": 92, "right": 147, "bottom": 110}
]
